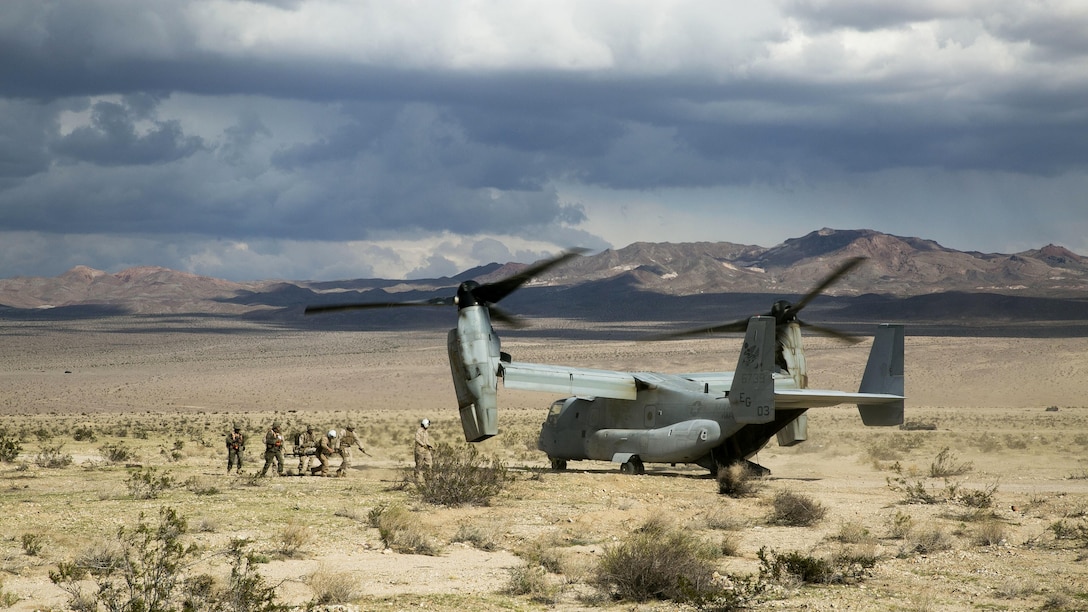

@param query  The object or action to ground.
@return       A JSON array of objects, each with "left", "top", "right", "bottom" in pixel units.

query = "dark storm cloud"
[
  {"left": 53, "top": 98, "right": 206, "bottom": 166},
  {"left": 0, "top": 0, "right": 1085, "bottom": 280}
]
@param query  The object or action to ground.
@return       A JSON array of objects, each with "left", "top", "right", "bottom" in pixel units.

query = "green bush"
[
  {"left": 0, "top": 431, "right": 21, "bottom": 462},
  {"left": 100, "top": 441, "right": 134, "bottom": 463},
  {"left": 127, "top": 466, "right": 176, "bottom": 499},
  {"left": 594, "top": 516, "right": 720, "bottom": 602},
  {"left": 415, "top": 443, "right": 510, "bottom": 506},
  {"left": 35, "top": 442, "right": 73, "bottom": 468}
]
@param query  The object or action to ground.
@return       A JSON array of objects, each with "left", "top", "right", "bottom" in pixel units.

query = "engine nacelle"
[{"left": 447, "top": 305, "right": 500, "bottom": 442}]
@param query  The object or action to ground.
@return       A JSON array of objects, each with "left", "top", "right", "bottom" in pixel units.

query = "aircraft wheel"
[
  {"left": 632, "top": 457, "right": 645, "bottom": 475},
  {"left": 620, "top": 461, "right": 635, "bottom": 475},
  {"left": 549, "top": 458, "right": 567, "bottom": 471}
]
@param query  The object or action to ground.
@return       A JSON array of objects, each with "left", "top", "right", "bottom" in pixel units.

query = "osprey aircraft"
[{"left": 305, "top": 251, "right": 905, "bottom": 475}]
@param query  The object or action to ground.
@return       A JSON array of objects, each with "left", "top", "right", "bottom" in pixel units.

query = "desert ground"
[{"left": 1, "top": 315, "right": 1087, "bottom": 611}]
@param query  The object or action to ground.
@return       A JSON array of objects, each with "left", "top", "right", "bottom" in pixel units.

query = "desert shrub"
[
  {"left": 183, "top": 476, "right": 220, "bottom": 496},
  {"left": 1049, "top": 519, "right": 1088, "bottom": 547},
  {"left": 956, "top": 481, "right": 999, "bottom": 510},
  {"left": 306, "top": 566, "right": 363, "bottom": 606},
  {"left": 193, "top": 538, "right": 286, "bottom": 612},
  {"left": 276, "top": 521, "right": 312, "bottom": 557},
  {"left": 768, "top": 491, "right": 826, "bottom": 527},
  {"left": 415, "top": 442, "right": 510, "bottom": 506},
  {"left": 21, "top": 532, "right": 44, "bottom": 556},
  {"left": 51, "top": 506, "right": 194, "bottom": 612},
  {"left": 888, "top": 511, "right": 914, "bottom": 539},
  {"left": 719, "top": 532, "right": 742, "bottom": 557},
  {"left": 0, "top": 431, "right": 22, "bottom": 462},
  {"left": 367, "top": 503, "right": 441, "bottom": 555},
  {"left": 0, "top": 578, "right": 20, "bottom": 607},
  {"left": 594, "top": 516, "right": 720, "bottom": 602},
  {"left": 973, "top": 519, "right": 1006, "bottom": 546},
  {"left": 35, "top": 442, "right": 73, "bottom": 468},
  {"left": 899, "top": 420, "right": 937, "bottom": 431},
  {"left": 506, "top": 564, "right": 559, "bottom": 604},
  {"left": 836, "top": 521, "right": 876, "bottom": 545},
  {"left": 929, "top": 447, "right": 972, "bottom": 478},
  {"left": 127, "top": 466, "right": 176, "bottom": 499},
  {"left": 100, "top": 441, "right": 134, "bottom": 463},
  {"left": 717, "top": 462, "right": 763, "bottom": 497},
  {"left": 452, "top": 521, "right": 501, "bottom": 551},
  {"left": 902, "top": 525, "right": 953, "bottom": 555},
  {"left": 758, "top": 547, "right": 877, "bottom": 585},
  {"left": 73, "top": 425, "right": 97, "bottom": 442},
  {"left": 758, "top": 548, "right": 833, "bottom": 584}
]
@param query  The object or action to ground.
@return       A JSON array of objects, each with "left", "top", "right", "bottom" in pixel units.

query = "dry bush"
[
  {"left": 929, "top": 447, "right": 973, "bottom": 478},
  {"left": 902, "top": 525, "right": 954, "bottom": 556},
  {"left": 367, "top": 503, "right": 441, "bottom": 555},
  {"left": 126, "top": 466, "right": 175, "bottom": 499},
  {"left": 594, "top": 516, "right": 720, "bottom": 603},
  {"left": 717, "top": 462, "right": 764, "bottom": 497},
  {"left": 836, "top": 521, "right": 876, "bottom": 545},
  {"left": 307, "top": 566, "right": 363, "bottom": 605},
  {"left": 276, "top": 520, "right": 312, "bottom": 557},
  {"left": 768, "top": 490, "right": 827, "bottom": 527},
  {"left": 972, "top": 519, "right": 1006, "bottom": 546},
  {"left": 505, "top": 564, "right": 559, "bottom": 604},
  {"left": 452, "top": 521, "right": 502, "bottom": 551}
]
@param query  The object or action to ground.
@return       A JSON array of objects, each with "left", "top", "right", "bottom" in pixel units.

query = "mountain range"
[{"left": 3, "top": 229, "right": 1087, "bottom": 337}]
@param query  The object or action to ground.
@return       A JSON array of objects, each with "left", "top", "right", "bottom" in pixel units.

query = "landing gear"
[
  {"left": 620, "top": 456, "right": 645, "bottom": 475},
  {"left": 549, "top": 458, "right": 567, "bottom": 471}
]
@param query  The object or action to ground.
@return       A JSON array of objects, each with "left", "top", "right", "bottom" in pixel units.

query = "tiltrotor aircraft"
[{"left": 305, "top": 251, "right": 905, "bottom": 475}]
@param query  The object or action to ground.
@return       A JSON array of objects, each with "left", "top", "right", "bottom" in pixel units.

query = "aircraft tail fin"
[
  {"left": 858, "top": 324, "right": 905, "bottom": 426},
  {"left": 731, "top": 316, "right": 777, "bottom": 424}
]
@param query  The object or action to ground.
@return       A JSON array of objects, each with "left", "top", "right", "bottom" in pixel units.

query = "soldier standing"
[
  {"left": 225, "top": 425, "right": 245, "bottom": 474},
  {"left": 311, "top": 430, "right": 336, "bottom": 477},
  {"left": 335, "top": 426, "right": 367, "bottom": 477},
  {"left": 296, "top": 426, "right": 317, "bottom": 476},
  {"left": 414, "top": 418, "right": 435, "bottom": 481},
  {"left": 259, "top": 423, "right": 285, "bottom": 477}
]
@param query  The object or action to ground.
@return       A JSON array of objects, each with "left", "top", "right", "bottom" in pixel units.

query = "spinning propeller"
[
  {"left": 648, "top": 257, "right": 866, "bottom": 344},
  {"left": 304, "top": 248, "right": 588, "bottom": 327}
]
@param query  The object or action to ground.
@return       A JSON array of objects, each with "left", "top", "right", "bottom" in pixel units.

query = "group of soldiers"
[{"left": 225, "top": 419, "right": 435, "bottom": 479}]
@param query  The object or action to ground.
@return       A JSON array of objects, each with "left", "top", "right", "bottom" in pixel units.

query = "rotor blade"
[
  {"left": 790, "top": 257, "right": 866, "bottom": 314},
  {"left": 644, "top": 319, "right": 749, "bottom": 341},
  {"left": 797, "top": 320, "right": 863, "bottom": 344},
  {"left": 304, "top": 296, "right": 454, "bottom": 315},
  {"left": 487, "top": 305, "right": 527, "bottom": 328},
  {"left": 472, "top": 248, "right": 588, "bottom": 305}
]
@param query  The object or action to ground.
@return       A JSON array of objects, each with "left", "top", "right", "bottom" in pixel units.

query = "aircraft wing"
[
  {"left": 774, "top": 389, "right": 904, "bottom": 409},
  {"left": 499, "top": 361, "right": 638, "bottom": 400}
]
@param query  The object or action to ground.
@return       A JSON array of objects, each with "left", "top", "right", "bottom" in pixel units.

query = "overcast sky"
[{"left": 1, "top": 0, "right": 1086, "bottom": 281}]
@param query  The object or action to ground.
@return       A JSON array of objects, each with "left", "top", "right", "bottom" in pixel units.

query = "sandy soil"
[{"left": 1, "top": 316, "right": 1087, "bottom": 611}]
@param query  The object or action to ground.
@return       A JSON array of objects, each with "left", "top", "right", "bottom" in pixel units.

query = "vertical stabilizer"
[
  {"left": 731, "top": 316, "right": 776, "bottom": 424},
  {"left": 858, "top": 324, "right": 905, "bottom": 426}
]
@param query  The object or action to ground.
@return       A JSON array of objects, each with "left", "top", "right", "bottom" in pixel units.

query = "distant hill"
[{"left": 2, "top": 229, "right": 1087, "bottom": 335}]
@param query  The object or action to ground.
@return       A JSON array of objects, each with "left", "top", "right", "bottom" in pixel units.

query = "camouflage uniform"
[
  {"left": 414, "top": 420, "right": 435, "bottom": 481},
  {"left": 311, "top": 432, "right": 335, "bottom": 477},
  {"left": 296, "top": 427, "right": 317, "bottom": 476},
  {"left": 259, "top": 424, "right": 285, "bottom": 477},
  {"left": 336, "top": 426, "right": 366, "bottom": 477},
  {"left": 225, "top": 428, "right": 245, "bottom": 473}
]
